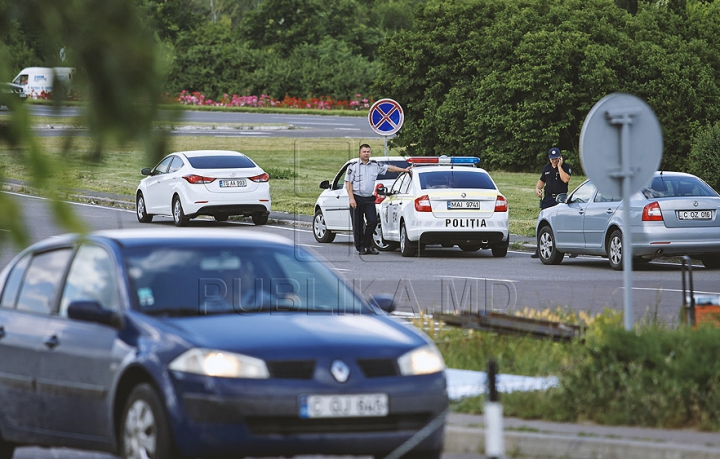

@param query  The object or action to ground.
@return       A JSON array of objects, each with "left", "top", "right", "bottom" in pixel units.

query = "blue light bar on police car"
[{"left": 407, "top": 156, "right": 480, "bottom": 165}]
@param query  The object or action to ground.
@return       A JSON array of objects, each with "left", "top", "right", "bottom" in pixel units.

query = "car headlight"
[
  {"left": 397, "top": 344, "right": 445, "bottom": 376},
  {"left": 169, "top": 348, "right": 269, "bottom": 379}
]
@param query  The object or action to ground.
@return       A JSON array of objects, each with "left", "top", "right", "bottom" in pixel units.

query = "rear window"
[
  {"left": 187, "top": 155, "right": 256, "bottom": 169},
  {"left": 377, "top": 160, "right": 409, "bottom": 181},
  {"left": 419, "top": 170, "right": 496, "bottom": 190},
  {"left": 643, "top": 176, "right": 719, "bottom": 199}
]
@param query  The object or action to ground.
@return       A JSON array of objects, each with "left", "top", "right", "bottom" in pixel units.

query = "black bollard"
[{"left": 485, "top": 359, "right": 505, "bottom": 459}]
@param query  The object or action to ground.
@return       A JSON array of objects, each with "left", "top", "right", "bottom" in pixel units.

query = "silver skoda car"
[{"left": 535, "top": 171, "right": 720, "bottom": 269}]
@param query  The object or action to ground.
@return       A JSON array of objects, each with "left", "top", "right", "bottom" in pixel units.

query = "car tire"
[
  {"left": 373, "top": 220, "right": 399, "bottom": 251},
  {"left": 136, "top": 193, "right": 153, "bottom": 223},
  {"left": 458, "top": 244, "right": 481, "bottom": 252},
  {"left": 172, "top": 197, "right": 189, "bottom": 227},
  {"left": 701, "top": 255, "right": 720, "bottom": 269},
  {"left": 491, "top": 245, "right": 508, "bottom": 258},
  {"left": 121, "top": 384, "right": 177, "bottom": 459},
  {"left": 0, "top": 436, "right": 15, "bottom": 459},
  {"left": 400, "top": 222, "right": 417, "bottom": 257},
  {"left": 214, "top": 214, "right": 228, "bottom": 222},
  {"left": 252, "top": 212, "right": 268, "bottom": 226},
  {"left": 313, "top": 209, "right": 336, "bottom": 243},
  {"left": 607, "top": 229, "right": 623, "bottom": 270},
  {"left": 538, "top": 226, "right": 563, "bottom": 265}
]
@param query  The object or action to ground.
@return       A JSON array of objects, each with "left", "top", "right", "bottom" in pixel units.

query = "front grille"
[
  {"left": 267, "top": 360, "right": 315, "bottom": 379},
  {"left": 356, "top": 358, "right": 399, "bottom": 377},
  {"left": 246, "top": 413, "right": 432, "bottom": 435}
]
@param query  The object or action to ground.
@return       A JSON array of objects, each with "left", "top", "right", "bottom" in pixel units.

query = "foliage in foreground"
[{"left": 431, "top": 309, "right": 720, "bottom": 431}]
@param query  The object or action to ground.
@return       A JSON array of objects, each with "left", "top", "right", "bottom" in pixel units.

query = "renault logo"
[{"left": 330, "top": 360, "right": 350, "bottom": 383}]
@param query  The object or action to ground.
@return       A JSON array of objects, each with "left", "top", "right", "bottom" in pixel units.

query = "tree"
[{"left": 374, "top": 0, "right": 720, "bottom": 172}]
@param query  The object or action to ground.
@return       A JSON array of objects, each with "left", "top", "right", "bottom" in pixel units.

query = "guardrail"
[{"left": 435, "top": 311, "right": 584, "bottom": 342}]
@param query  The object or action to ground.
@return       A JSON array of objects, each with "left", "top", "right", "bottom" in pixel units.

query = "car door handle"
[
  {"left": 578, "top": 210, "right": 585, "bottom": 215},
  {"left": 44, "top": 335, "right": 60, "bottom": 349},
  {"left": 606, "top": 208, "right": 613, "bottom": 213}
]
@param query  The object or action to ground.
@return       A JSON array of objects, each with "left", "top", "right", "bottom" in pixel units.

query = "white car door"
[
  {"left": 322, "top": 163, "right": 352, "bottom": 230},
  {"left": 144, "top": 156, "right": 173, "bottom": 213},
  {"left": 385, "top": 173, "right": 413, "bottom": 241}
]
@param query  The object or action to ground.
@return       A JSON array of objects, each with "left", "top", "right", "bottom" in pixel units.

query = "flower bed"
[{"left": 177, "top": 90, "right": 371, "bottom": 111}]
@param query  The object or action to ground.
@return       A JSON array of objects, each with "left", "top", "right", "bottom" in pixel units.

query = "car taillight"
[
  {"left": 494, "top": 195, "right": 508, "bottom": 212},
  {"left": 250, "top": 173, "right": 269, "bottom": 182},
  {"left": 183, "top": 174, "right": 215, "bottom": 184},
  {"left": 374, "top": 184, "right": 385, "bottom": 204},
  {"left": 415, "top": 195, "right": 432, "bottom": 212},
  {"left": 642, "top": 201, "right": 663, "bottom": 221}
]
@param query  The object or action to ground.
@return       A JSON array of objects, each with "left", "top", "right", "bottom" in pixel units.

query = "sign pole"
[{"left": 384, "top": 136, "right": 388, "bottom": 157}]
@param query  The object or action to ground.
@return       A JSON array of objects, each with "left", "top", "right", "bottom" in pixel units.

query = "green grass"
[{"left": 0, "top": 135, "right": 585, "bottom": 237}]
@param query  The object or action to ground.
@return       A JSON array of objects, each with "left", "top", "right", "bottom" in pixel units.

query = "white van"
[{"left": 11, "top": 67, "right": 75, "bottom": 98}]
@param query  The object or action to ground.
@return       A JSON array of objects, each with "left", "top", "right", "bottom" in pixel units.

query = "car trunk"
[
  {"left": 657, "top": 197, "right": 720, "bottom": 228},
  {"left": 200, "top": 168, "right": 263, "bottom": 193},
  {"left": 428, "top": 190, "right": 497, "bottom": 218}
]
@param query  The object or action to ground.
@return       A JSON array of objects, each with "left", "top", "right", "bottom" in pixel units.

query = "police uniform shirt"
[
  {"left": 540, "top": 162, "right": 572, "bottom": 205},
  {"left": 345, "top": 160, "right": 389, "bottom": 197}
]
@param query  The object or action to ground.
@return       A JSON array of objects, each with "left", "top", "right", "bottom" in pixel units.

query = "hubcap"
[
  {"left": 401, "top": 226, "right": 406, "bottom": 252},
  {"left": 173, "top": 201, "right": 181, "bottom": 222},
  {"left": 539, "top": 231, "right": 552, "bottom": 258},
  {"left": 124, "top": 400, "right": 156, "bottom": 459},
  {"left": 373, "top": 223, "right": 387, "bottom": 249},
  {"left": 137, "top": 197, "right": 145, "bottom": 219},
  {"left": 610, "top": 237, "right": 622, "bottom": 265},
  {"left": 314, "top": 214, "right": 326, "bottom": 238}
]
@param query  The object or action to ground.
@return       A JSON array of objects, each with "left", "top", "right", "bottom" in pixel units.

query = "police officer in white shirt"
[{"left": 345, "top": 144, "right": 410, "bottom": 254}]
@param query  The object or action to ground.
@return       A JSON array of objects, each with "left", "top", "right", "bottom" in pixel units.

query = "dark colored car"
[
  {"left": 0, "top": 229, "right": 447, "bottom": 459},
  {"left": 0, "top": 83, "right": 27, "bottom": 110}
]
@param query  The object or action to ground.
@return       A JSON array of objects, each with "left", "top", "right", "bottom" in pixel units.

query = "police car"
[
  {"left": 313, "top": 156, "right": 409, "bottom": 249},
  {"left": 377, "top": 157, "right": 509, "bottom": 257}
]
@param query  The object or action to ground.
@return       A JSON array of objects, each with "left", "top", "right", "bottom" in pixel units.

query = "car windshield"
[
  {"left": 186, "top": 155, "right": 256, "bottom": 169},
  {"left": 642, "top": 175, "right": 719, "bottom": 199},
  {"left": 419, "top": 170, "right": 495, "bottom": 190},
  {"left": 377, "top": 160, "right": 409, "bottom": 181},
  {"left": 123, "top": 244, "right": 370, "bottom": 316}
]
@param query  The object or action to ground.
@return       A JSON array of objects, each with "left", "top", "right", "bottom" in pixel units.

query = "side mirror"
[
  {"left": 141, "top": 167, "right": 152, "bottom": 176},
  {"left": 556, "top": 193, "right": 568, "bottom": 204},
  {"left": 368, "top": 294, "right": 396, "bottom": 314},
  {"left": 319, "top": 180, "right": 331, "bottom": 189},
  {"left": 67, "top": 301, "right": 122, "bottom": 328},
  {"left": 376, "top": 185, "right": 388, "bottom": 196}
]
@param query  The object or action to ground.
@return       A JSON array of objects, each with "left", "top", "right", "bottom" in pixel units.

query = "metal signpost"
[
  {"left": 368, "top": 98, "right": 404, "bottom": 157},
  {"left": 580, "top": 93, "right": 663, "bottom": 330}
]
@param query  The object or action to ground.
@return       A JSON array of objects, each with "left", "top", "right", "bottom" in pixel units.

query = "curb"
[{"left": 445, "top": 425, "right": 720, "bottom": 459}]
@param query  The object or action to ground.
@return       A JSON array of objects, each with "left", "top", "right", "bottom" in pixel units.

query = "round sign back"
[
  {"left": 368, "top": 99, "right": 404, "bottom": 136},
  {"left": 579, "top": 93, "right": 663, "bottom": 197}
]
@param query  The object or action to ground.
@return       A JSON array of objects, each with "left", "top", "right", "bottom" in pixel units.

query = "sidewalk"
[{"left": 445, "top": 412, "right": 720, "bottom": 459}]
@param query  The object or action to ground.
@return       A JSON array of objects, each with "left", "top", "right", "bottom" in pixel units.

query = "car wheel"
[
  {"left": 136, "top": 193, "right": 153, "bottom": 223},
  {"left": 491, "top": 245, "right": 508, "bottom": 258},
  {"left": 458, "top": 244, "right": 481, "bottom": 252},
  {"left": 214, "top": 214, "right": 228, "bottom": 222},
  {"left": 121, "top": 384, "right": 176, "bottom": 459},
  {"left": 0, "top": 436, "right": 15, "bottom": 459},
  {"left": 172, "top": 197, "right": 188, "bottom": 227},
  {"left": 701, "top": 255, "right": 720, "bottom": 269},
  {"left": 607, "top": 229, "right": 623, "bottom": 270},
  {"left": 538, "top": 226, "right": 563, "bottom": 265},
  {"left": 400, "top": 222, "right": 417, "bottom": 257},
  {"left": 252, "top": 212, "right": 269, "bottom": 226},
  {"left": 373, "top": 220, "right": 399, "bottom": 251},
  {"left": 313, "top": 209, "right": 336, "bottom": 243}
]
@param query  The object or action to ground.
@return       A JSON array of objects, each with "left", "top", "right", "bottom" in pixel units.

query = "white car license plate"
[
  {"left": 219, "top": 179, "right": 246, "bottom": 188},
  {"left": 677, "top": 210, "right": 712, "bottom": 220},
  {"left": 448, "top": 201, "right": 480, "bottom": 209},
  {"left": 299, "top": 393, "right": 388, "bottom": 418}
]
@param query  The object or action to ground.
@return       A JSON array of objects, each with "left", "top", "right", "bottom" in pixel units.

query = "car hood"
[{"left": 159, "top": 313, "right": 428, "bottom": 359}]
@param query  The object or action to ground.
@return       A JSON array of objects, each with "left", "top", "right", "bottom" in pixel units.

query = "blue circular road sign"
[{"left": 368, "top": 99, "right": 404, "bottom": 136}]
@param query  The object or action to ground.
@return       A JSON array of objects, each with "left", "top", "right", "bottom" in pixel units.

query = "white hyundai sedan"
[
  {"left": 135, "top": 150, "right": 271, "bottom": 226},
  {"left": 377, "top": 157, "right": 509, "bottom": 257}
]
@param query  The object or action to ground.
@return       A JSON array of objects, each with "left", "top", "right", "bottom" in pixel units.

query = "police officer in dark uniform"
[
  {"left": 345, "top": 144, "right": 409, "bottom": 254},
  {"left": 532, "top": 147, "right": 572, "bottom": 258}
]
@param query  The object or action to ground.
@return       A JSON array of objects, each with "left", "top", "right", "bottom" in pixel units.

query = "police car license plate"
[
  {"left": 677, "top": 210, "right": 712, "bottom": 220},
  {"left": 219, "top": 179, "right": 246, "bottom": 188},
  {"left": 448, "top": 201, "right": 480, "bottom": 209},
  {"left": 299, "top": 393, "right": 388, "bottom": 418}
]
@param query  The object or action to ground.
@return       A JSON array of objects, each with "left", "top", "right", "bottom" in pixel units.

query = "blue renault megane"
[{"left": 0, "top": 229, "right": 447, "bottom": 459}]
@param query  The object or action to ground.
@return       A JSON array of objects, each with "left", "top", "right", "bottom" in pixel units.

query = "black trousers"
[{"left": 350, "top": 194, "right": 377, "bottom": 251}]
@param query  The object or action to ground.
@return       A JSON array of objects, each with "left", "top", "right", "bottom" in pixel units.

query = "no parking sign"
[{"left": 368, "top": 99, "right": 404, "bottom": 136}]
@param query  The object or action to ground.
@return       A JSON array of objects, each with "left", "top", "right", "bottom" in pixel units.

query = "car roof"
[
  {"left": 414, "top": 165, "right": 489, "bottom": 173},
  {"left": 345, "top": 156, "right": 408, "bottom": 163},
  {"left": 175, "top": 150, "right": 249, "bottom": 158}
]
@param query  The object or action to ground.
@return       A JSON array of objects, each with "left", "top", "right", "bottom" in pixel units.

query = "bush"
[{"left": 689, "top": 122, "right": 720, "bottom": 192}]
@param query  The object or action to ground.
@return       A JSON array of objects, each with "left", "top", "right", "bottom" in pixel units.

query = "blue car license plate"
[{"left": 299, "top": 393, "right": 388, "bottom": 418}]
